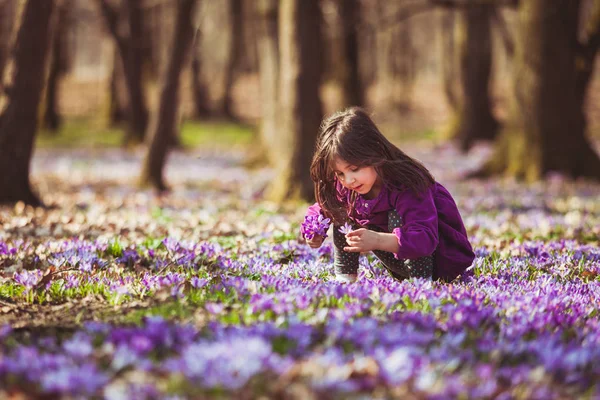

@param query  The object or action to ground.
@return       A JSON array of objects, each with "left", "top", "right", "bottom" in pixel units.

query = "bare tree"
[
  {"left": 439, "top": 10, "right": 459, "bottom": 112},
  {"left": 447, "top": 4, "right": 499, "bottom": 151},
  {"left": 266, "top": 0, "right": 323, "bottom": 202},
  {"left": 190, "top": 27, "right": 211, "bottom": 118},
  {"left": 375, "top": 1, "right": 417, "bottom": 110},
  {"left": 140, "top": 0, "right": 197, "bottom": 190},
  {"left": 0, "top": 0, "right": 17, "bottom": 93},
  {"left": 254, "top": 0, "right": 279, "bottom": 167},
  {"left": 97, "top": 0, "right": 149, "bottom": 145},
  {"left": 0, "top": 0, "right": 55, "bottom": 206},
  {"left": 474, "top": 0, "right": 600, "bottom": 180},
  {"left": 222, "top": 0, "right": 243, "bottom": 119},
  {"left": 109, "top": 46, "right": 129, "bottom": 125},
  {"left": 43, "top": 0, "right": 72, "bottom": 132},
  {"left": 338, "top": 0, "right": 364, "bottom": 107}
]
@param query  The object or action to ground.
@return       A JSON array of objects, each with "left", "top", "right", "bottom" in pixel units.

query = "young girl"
[{"left": 302, "top": 107, "right": 475, "bottom": 283}]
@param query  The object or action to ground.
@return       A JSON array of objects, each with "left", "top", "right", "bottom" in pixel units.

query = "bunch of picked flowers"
[{"left": 301, "top": 214, "right": 331, "bottom": 240}]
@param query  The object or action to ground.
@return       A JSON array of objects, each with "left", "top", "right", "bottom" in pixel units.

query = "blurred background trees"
[{"left": 0, "top": 0, "right": 599, "bottom": 206}]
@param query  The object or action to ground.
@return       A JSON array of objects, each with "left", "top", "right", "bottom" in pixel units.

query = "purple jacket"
[{"left": 306, "top": 182, "right": 475, "bottom": 282}]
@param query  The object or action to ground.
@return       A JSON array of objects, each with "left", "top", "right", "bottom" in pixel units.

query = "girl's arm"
[
  {"left": 391, "top": 187, "right": 439, "bottom": 259},
  {"left": 344, "top": 229, "right": 400, "bottom": 253}
]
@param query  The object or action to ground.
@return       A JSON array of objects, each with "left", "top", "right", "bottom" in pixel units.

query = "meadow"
[{"left": 1, "top": 138, "right": 599, "bottom": 399}]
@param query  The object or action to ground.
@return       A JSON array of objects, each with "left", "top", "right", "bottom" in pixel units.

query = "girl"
[{"left": 303, "top": 107, "right": 474, "bottom": 283}]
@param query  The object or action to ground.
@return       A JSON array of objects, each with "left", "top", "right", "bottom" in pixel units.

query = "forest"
[{"left": 0, "top": 0, "right": 599, "bottom": 398}]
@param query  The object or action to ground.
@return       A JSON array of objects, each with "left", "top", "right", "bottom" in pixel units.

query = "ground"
[{"left": 1, "top": 141, "right": 599, "bottom": 398}]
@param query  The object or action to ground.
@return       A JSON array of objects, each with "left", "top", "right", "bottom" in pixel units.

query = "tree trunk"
[
  {"left": 439, "top": 10, "right": 459, "bottom": 112},
  {"left": 122, "top": 0, "right": 148, "bottom": 145},
  {"left": 97, "top": 0, "right": 149, "bottom": 145},
  {"left": 266, "top": 0, "right": 323, "bottom": 202},
  {"left": 0, "top": 0, "right": 17, "bottom": 93},
  {"left": 109, "top": 45, "right": 129, "bottom": 125},
  {"left": 191, "top": 28, "right": 211, "bottom": 118},
  {"left": 448, "top": 5, "right": 499, "bottom": 151},
  {"left": 43, "top": 0, "right": 70, "bottom": 132},
  {"left": 222, "top": 0, "right": 242, "bottom": 119},
  {"left": 0, "top": 0, "right": 55, "bottom": 206},
  {"left": 140, "top": 0, "right": 197, "bottom": 191},
  {"left": 375, "top": 2, "right": 415, "bottom": 111},
  {"left": 338, "top": 0, "right": 363, "bottom": 107},
  {"left": 253, "top": 0, "right": 279, "bottom": 167},
  {"left": 391, "top": 18, "right": 416, "bottom": 110},
  {"left": 474, "top": 0, "right": 600, "bottom": 181}
]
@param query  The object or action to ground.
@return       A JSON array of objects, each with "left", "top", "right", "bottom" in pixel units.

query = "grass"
[{"left": 36, "top": 117, "right": 255, "bottom": 149}]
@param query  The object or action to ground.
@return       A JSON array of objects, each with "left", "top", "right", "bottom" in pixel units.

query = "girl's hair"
[{"left": 310, "top": 107, "right": 435, "bottom": 223}]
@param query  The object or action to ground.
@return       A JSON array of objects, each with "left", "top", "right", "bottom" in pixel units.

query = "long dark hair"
[{"left": 310, "top": 107, "right": 435, "bottom": 224}]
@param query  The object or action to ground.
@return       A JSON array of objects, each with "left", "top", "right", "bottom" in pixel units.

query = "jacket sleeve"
[
  {"left": 306, "top": 202, "right": 322, "bottom": 217},
  {"left": 391, "top": 187, "right": 439, "bottom": 260}
]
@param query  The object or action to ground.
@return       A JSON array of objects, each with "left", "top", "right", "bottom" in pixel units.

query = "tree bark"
[
  {"left": 0, "top": 0, "right": 55, "bottom": 206},
  {"left": 109, "top": 45, "right": 129, "bottom": 125},
  {"left": 0, "top": 0, "right": 17, "bottom": 93},
  {"left": 338, "top": 0, "right": 364, "bottom": 107},
  {"left": 43, "top": 0, "right": 71, "bottom": 132},
  {"left": 474, "top": 0, "right": 600, "bottom": 181},
  {"left": 254, "top": 0, "right": 279, "bottom": 167},
  {"left": 140, "top": 0, "right": 197, "bottom": 191},
  {"left": 122, "top": 0, "right": 148, "bottom": 145},
  {"left": 448, "top": 5, "right": 499, "bottom": 151},
  {"left": 190, "top": 28, "right": 211, "bottom": 119},
  {"left": 97, "top": 0, "right": 149, "bottom": 145},
  {"left": 222, "top": 0, "right": 243, "bottom": 119},
  {"left": 266, "top": 0, "right": 323, "bottom": 202},
  {"left": 376, "top": 2, "right": 416, "bottom": 111},
  {"left": 439, "top": 10, "right": 460, "bottom": 112}
]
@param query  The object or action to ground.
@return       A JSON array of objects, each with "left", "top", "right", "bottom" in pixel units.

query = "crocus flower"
[
  {"left": 338, "top": 222, "right": 354, "bottom": 235},
  {"left": 301, "top": 214, "right": 331, "bottom": 240}
]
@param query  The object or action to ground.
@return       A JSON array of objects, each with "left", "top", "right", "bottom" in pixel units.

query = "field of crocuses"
[{"left": 1, "top": 144, "right": 599, "bottom": 399}]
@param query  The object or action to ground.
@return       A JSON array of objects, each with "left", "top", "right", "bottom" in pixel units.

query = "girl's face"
[{"left": 333, "top": 157, "right": 381, "bottom": 199}]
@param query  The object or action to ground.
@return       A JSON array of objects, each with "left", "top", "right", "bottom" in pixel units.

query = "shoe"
[{"left": 335, "top": 274, "right": 358, "bottom": 283}]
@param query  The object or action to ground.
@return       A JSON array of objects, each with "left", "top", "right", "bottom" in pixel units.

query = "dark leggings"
[{"left": 333, "top": 210, "right": 434, "bottom": 280}]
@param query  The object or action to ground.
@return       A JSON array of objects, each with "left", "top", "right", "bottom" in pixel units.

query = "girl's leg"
[
  {"left": 372, "top": 249, "right": 434, "bottom": 280},
  {"left": 332, "top": 225, "right": 359, "bottom": 280},
  {"left": 371, "top": 210, "right": 434, "bottom": 280}
]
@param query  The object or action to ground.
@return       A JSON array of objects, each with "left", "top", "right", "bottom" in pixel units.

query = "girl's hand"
[
  {"left": 306, "top": 235, "right": 325, "bottom": 249},
  {"left": 344, "top": 228, "right": 379, "bottom": 252}
]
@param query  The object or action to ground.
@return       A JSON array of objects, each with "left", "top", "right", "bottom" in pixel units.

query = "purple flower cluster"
[
  {"left": 1, "top": 145, "right": 599, "bottom": 397},
  {"left": 301, "top": 214, "right": 331, "bottom": 240}
]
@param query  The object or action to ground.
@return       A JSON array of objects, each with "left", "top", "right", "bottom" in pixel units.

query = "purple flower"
[
  {"left": 338, "top": 222, "right": 354, "bottom": 235},
  {"left": 13, "top": 270, "right": 43, "bottom": 291},
  {"left": 190, "top": 277, "right": 208, "bottom": 289},
  {"left": 301, "top": 214, "right": 331, "bottom": 240}
]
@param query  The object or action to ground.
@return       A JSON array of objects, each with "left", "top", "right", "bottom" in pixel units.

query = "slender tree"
[
  {"left": 266, "top": 0, "right": 323, "bottom": 202},
  {"left": 439, "top": 10, "right": 460, "bottom": 112},
  {"left": 97, "top": 0, "right": 149, "bottom": 145},
  {"left": 447, "top": 4, "right": 499, "bottom": 151},
  {"left": 222, "top": 0, "right": 243, "bottom": 119},
  {"left": 0, "top": 0, "right": 17, "bottom": 93},
  {"left": 254, "top": 0, "right": 279, "bottom": 167},
  {"left": 140, "top": 0, "right": 197, "bottom": 190},
  {"left": 474, "top": 0, "right": 600, "bottom": 180},
  {"left": 338, "top": 0, "right": 363, "bottom": 107},
  {"left": 109, "top": 46, "right": 129, "bottom": 125},
  {"left": 0, "top": 0, "right": 55, "bottom": 206},
  {"left": 190, "top": 27, "right": 211, "bottom": 118},
  {"left": 43, "top": 0, "right": 71, "bottom": 132}
]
